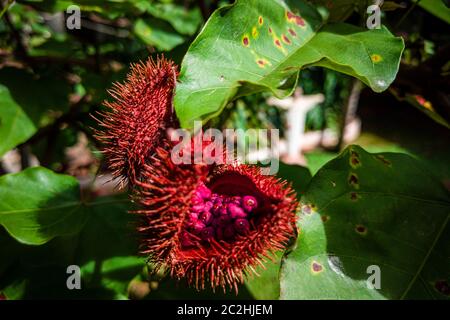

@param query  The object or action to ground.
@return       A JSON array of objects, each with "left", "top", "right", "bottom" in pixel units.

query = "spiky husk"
[
  {"left": 134, "top": 144, "right": 298, "bottom": 293},
  {"left": 95, "top": 56, "right": 177, "bottom": 186}
]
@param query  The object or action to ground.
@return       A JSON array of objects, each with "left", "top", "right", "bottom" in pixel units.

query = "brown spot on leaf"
[
  {"left": 275, "top": 39, "right": 281, "bottom": 47},
  {"left": 282, "top": 34, "right": 291, "bottom": 44},
  {"left": 355, "top": 224, "right": 367, "bottom": 235},
  {"left": 257, "top": 59, "right": 267, "bottom": 68},
  {"left": 348, "top": 173, "right": 360, "bottom": 189},
  {"left": 242, "top": 36, "right": 249, "bottom": 47},
  {"left": 286, "top": 11, "right": 305, "bottom": 26},
  {"left": 321, "top": 215, "right": 329, "bottom": 223},
  {"left": 288, "top": 28, "right": 297, "bottom": 37},
  {"left": 311, "top": 261, "right": 323, "bottom": 273},
  {"left": 350, "top": 192, "right": 359, "bottom": 201},
  {"left": 258, "top": 16, "right": 263, "bottom": 26},
  {"left": 375, "top": 155, "right": 392, "bottom": 167},
  {"left": 295, "top": 16, "right": 305, "bottom": 26},
  {"left": 350, "top": 150, "right": 361, "bottom": 168}
]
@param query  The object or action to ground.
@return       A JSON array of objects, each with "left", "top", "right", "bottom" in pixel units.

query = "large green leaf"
[
  {"left": 0, "top": 85, "right": 37, "bottom": 157},
  {"left": 279, "top": 145, "right": 450, "bottom": 299},
  {"left": 0, "top": 195, "right": 144, "bottom": 299},
  {"left": 174, "top": 0, "right": 404, "bottom": 128},
  {"left": 244, "top": 251, "right": 283, "bottom": 300},
  {"left": 0, "top": 167, "right": 88, "bottom": 245}
]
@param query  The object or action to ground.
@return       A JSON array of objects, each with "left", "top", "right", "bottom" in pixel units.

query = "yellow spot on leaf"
[
  {"left": 252, "top": 26, "right": 259, "bottom": 39},
  {"left": 423, "top": 101, "right": 434, "bottom": 111},
  {"left": 371, "top": 54, "right": 383, "bottom": 63},
  {"left": 270, "top": 30, "right": 287, "bottom": 55}
]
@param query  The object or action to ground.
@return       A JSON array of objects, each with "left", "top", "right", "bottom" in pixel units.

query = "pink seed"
[
  {"left": 199, "top": 211, "right": 213, "bottom": 225},
  {"left": 191, "top": 194, "right": 203, "bottom": 205},
  {"left": 191, "top": 221, "right": 206, "bottom": 234},
  {"left": 196, "top": 183, "right": 212, "bottom": 199},
  {"left": 188, "top": 212, "right": 199, "bottom": 220},
  {"left": 191, "top": 203, "right": 205, "bottom": 213},
  {"left": 204, "top": 201, "right": 213, "bottom": 211},
  {"left": 242, "top": 196, "right": 258, "bottom": 212},
  {"left": 234, "top": 219, "right": 250, "bottom": 234},
  {"left": 228, "top": 203, "right": 247, "bottom": 219}
]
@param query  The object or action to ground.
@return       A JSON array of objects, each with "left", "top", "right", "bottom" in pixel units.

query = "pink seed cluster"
[{"left": 180, "top": 183, "right": 258, "bottom": 248}]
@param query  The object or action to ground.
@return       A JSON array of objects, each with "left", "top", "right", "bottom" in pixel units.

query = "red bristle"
[{"left": 94, "top": 56, "right": 178, "bottom": 186}]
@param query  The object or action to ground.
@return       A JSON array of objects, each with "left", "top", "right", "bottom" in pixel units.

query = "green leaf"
[
  {"left": 135, "top": 2, "right": 202, "bottom": 36},
  {"left": 405, "top": 94, "right": 450, "bottom": 129},
  {"left": 0, "top": 195, "right": 144, "bottom": 299},
  {"left": 0, "top": 167, "right": 88, "bottom": 245},
  {"left": 0, "top": 85, "right": 37, "bottom": 157},
  {"left": 0, "top": 67, "right": 71, "bottom": 127},
  {"left": 280, "top": 145, "right": 450, "bottom": 299},
  {"left": 245, "top": 251, "right": 283, "bottom": 300},
  {"left": 277, "top": 162, "right": 312, "bottom": 195},
  {"left": 174, "top": 0, "right": 404, "bottom": 128},
  {"left": 133, "top": 18, "right": 186, "bottom": 51},
  {"left": 418, "top": 0, "right": 450, "bottom": 24}
]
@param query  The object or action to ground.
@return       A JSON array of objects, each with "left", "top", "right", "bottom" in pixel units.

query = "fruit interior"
[{"left": 180, "top": 172, "right": 269, "bottom": 249}]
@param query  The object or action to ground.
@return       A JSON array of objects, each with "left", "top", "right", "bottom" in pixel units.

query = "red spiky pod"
[
  {"left": 134, "top": 143, "right": 298, "bottom": 293},
  {"left": 94, "top": 56, "right": 178, "bottom": 186}
]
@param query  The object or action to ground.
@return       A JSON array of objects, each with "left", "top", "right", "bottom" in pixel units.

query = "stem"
[
  {"left": 335, "top": 80, "right": 362, "bottom": 151},
  {"left": 395, "top": 0, "right": 421, "bottom": 29},
  {"left": 0, "top": 0, "right": 14, "bottom": 19}
]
